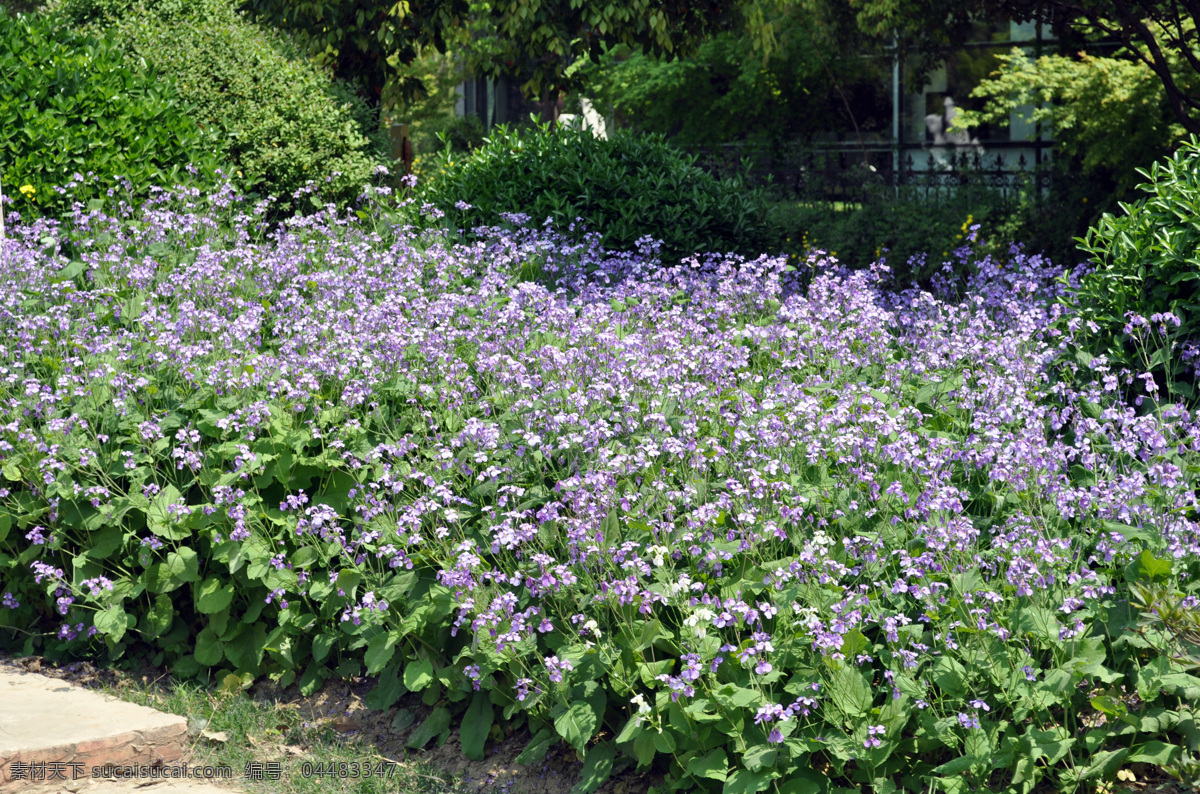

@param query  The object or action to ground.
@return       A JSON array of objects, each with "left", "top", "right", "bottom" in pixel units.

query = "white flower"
[
  {"left": 646, "top": 545, "right": 670, "bottom": 567},
  {"left": 669, "top": 574, "right": 692, "bottom": 596},
  {"left": 631, "top": 693, "right": 651, "bottom": 715}
]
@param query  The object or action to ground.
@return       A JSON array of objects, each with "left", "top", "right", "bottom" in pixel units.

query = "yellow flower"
[{"left": 19, "top": 184, "right": 35, "bottom": 198}]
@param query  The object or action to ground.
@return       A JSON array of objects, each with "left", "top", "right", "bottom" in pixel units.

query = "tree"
[
  {"left": 958, "top": 45, "right": 1185, "bottom": 193},
  {"left": 578, "top": 0, "right": 892, "bottom": 149},
  {"left": 848, "top": 0, "right": 1200, "bottom": 135},
  {"left": 240, "top": 0, "right": 759, "bottom": 116}
]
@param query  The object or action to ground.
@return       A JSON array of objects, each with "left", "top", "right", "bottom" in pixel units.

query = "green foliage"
[
  {"left": 418, "top": 123, "right": 775, "bottom": 263},
  {"left": 580, "top": 1, "right": 892, "bottom": 147},
  {"left": 767, "top": 181, "right": 1095, "bottom": 284},
  {"left": 959, "top": 47, "right": 1185, "bottom": 196},
  {"left": 392, "top": 49, "right": 480, "bottom": 164},
  {"left": 4, "top": 182, "right": 1200, "bottom": 794},
  {"left": 852, "top": 0, "right": 1200, "bottom": 135},
  {"left": 0, "top": 8, "right": 223, "bottom": 219},
  {"left": 1070, "top": 137, "right": 1200, "bottom": 403},
  {"left": 66, "top": 0, "right": 388, "bottom": 213},
  {"left": 242, "top": 0, "right": 755, "bottom": 112}
]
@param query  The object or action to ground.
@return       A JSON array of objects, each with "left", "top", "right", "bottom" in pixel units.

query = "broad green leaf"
[
  {"left": 364, "top": 632, "right": 397, "bottom": 674},
  {"left": 404, "top": 657, "right": 434, "bottom": 691},
  {"left": 687, "top": 749, "right": 729, "bottom": 782},
  {"left": 406, "top": 707, "right": 452, "bottom": 749},
  {"left": 92, "top": 604, "right": 132, "bottom": 642},
  {"left": 224, "top": 623, "right": 267, "bottom": 672},
  {"left": 195, "top": 577, "right": 234, "bottom": 614},
  {"left": 514, "top": 728, "right": 556, "bottom": 764},
  {"left": 195, "top": 627, "right": 224, "bottom": 666},
  {"left": 166, "top": 546, "right": 199, "bottom": 584},
  {"left": 724, "top": 768, "right": 770, "bottom": 794},
  {"left": 571, "top": 741, "right": 615, "bottom": 794},
  {"left": 829, "top": 664, "right": 873, "bottom": 717},
  {"left": 554, "top": 700, "right": 600, "bottom": 753},
  {"left": 461, "top": 692, "right": 493, "bottom": 761},
  {"left": 145, "top": 594, "right": 173, "bottom": 638}
]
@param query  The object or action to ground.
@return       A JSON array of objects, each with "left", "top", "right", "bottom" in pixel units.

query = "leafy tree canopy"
[
  {"left": 240, "top": 0, "right": 765, "bottom": 110},
  {"left": 848, "top": 0, "right": 1200, "bottom": 134},
  {"left": 579, "top": 0, "right": 892, "bottom": 147}
]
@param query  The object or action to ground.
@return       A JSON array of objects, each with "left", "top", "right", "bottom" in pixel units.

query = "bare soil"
[{"left": 2, "top": 654, "right": 658, "bottom": 794}]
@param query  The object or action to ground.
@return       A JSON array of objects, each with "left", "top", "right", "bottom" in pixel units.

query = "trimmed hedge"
[
  {"left": 418, "top": 123, "right": 775, "bottom": 264},
  {"left": 0, "top": 8, "right": 224, "bottom": 219},
  {"left": 59, "top": 0, "right": 388, "bottom": 212}
]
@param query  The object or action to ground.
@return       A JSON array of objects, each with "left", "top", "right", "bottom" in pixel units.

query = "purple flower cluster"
[{"left": 0, "top": 185, "right": 1197, "bottom": 765}]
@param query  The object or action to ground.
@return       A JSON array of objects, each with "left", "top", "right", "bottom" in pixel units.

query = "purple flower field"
[{"left": 1, "top": 183, "right": 1199, "bottom": 793}]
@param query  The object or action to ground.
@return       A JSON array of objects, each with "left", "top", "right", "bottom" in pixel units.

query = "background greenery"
[
  {"left": 52, "top": 0, "right": 388, "bottom": 213},
  {"left": 0, "top": 8, "right": 224, "bottom": 219},
  {"left": 417, "top": 122, "right": 775, "bottom": 264}
]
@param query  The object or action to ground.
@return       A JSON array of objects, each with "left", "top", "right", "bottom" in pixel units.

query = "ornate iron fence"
[{"left": 686, "top": 141, "right": 1055, "bottom": 208}]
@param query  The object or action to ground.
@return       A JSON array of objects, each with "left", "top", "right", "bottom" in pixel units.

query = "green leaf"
[
  {"left": 365, "top": 632, "right": 397, "bottom": 674},
  {"left": 403, "top": 657, "right": 434, "bottom": 691},
  {"left": 713, "top": 683, "right": 761, "bottom": 710},
  {"left": 554, "top": 700, "right": 600, "bottom": 753},
  {"left": 165, "top": 546, "right": 200, "bottom": 584},
  {"left": 828, "top": 664, "right": 873, "bottom": 717},
  {"left": 84, "top": 525, "right": 123, "bottom": 559},
  {"left": 335, "top": 569, "right": 362, "bottom": 594},
  {"left": 724, "top": 768, "right": 770, "bottom": 794},
  {"left": 461, "top": 692, "right": 493, "bottom": 762},
  {"left": 688, "top": 749, "right": 730, "bottom": 781},
  {"left": 364, "top": 669, "right": 405, "bottom": 711},
  {"left": 932, "top": 755, "right": 978, "bottom": 775},
  {"left": 311, "top": 633, "right": 335, "bottom": 663},
  {"left": 145, "top": 594, "right": 174, "bottom": 638},
  {"left": 147, "top": 484, "right": 188, "bottom": 540},
  {"left": 195, "top": 577, "right": 234, "bottom": 614},
  {"left": 92, "top": 604, "right": 132, "bottom": 642},
  {"left": 571, "top": 741, "right": 615, "bottom": 794},
  {"left": 195, "top": 627, "right": 224, "bottom": 666},
  {"left": 1128, "top": 739, "right": 1181, "bottom": 765},
  {"left": 632, "top": 731, "right": 656, "bottom": 768},
  {"left": 514, "top": 728, "right": 557, "bottom": 764},
  {"left": 224, "top": 623, "right": 267, "bottom": 672},
  {"left": 1125, "top": 549, "right": 1173, "bottom": 582},
  {"left": 407, "top": 707, "right": 452, "bottom": 749},
  {"left": 54, "top": 260, "right": 87, "bottom": 282}
]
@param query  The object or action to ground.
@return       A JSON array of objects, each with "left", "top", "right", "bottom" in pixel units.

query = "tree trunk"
[{"left": 539, "top": 88, "right": 562, "bottom": 126}]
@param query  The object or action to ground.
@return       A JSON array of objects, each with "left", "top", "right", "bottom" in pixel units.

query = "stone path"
[{"left": 0, "top": 663, "right": 238, "bottom": 794}]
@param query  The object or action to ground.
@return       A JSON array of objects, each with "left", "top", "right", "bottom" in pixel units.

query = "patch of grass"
[{"left": 100, "top": 675, "right": 468, "bottom": 794}]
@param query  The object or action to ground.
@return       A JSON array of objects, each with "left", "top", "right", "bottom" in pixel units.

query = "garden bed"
[{"left": 1, "top": 184, "right": 1198, "bottom": 794}]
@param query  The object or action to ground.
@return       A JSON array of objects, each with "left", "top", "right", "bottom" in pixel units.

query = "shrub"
[
  {"left": 0, "top": 9, "right": 223, "bottom": 219},
  {"left": 1073, "top": 137, "right": 1200, "bottom": 404},
  {"left": 2, "top": 185, "right": 1200, "bottom": 794},
  {"left": 418, "top": 122, "right": 774, "bottom": 263},
  {"left": 766, "top": 173, "right": 1102, "bottom": 285},
  {"left": 60, "top": 0, "right": 388, "bottom": 213}
]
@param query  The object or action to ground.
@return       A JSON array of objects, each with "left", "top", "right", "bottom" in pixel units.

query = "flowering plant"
[{"left": 0, "top": 181, "right": 1198, "bottom": 793}]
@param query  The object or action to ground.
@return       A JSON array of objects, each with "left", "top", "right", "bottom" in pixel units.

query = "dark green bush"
[
  {"left": 767, "top": 197, "right": 989, "bottom": 283},
  {"left": 0, "top": 9, "right": 223, "bottom": 219},
  {"left": 60, "top": 0, "right": 388, "bottom": 213},
  {"left": 766, "top": 173, "right": 1103, "bottom": 287},
  {"left": 418, "top": 123, "right": 775, "bottom": 264},
  {"left": 1072, "top": 137, "right": 1200, "bottom": 404}
]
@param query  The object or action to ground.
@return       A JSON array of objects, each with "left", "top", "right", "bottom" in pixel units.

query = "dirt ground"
[{"left": 4, "top": 654, "right": 659, "bottom": 794}]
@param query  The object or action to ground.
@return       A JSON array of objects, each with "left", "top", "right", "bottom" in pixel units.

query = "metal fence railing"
[{"left": 686, "top": 141, "right": 1055, "bottom": 209}]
